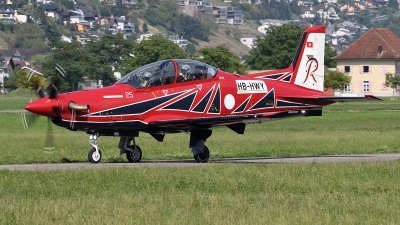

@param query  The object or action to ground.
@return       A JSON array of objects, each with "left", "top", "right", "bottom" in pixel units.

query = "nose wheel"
[
  {"left": 88, "top": 147, "right": 102, "bottom": 163},
  {"left": 88, "top": 133, "right": 102, "bottom": 163}
]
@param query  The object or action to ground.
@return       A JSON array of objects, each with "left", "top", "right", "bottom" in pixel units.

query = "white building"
[
  {"left": 257, "top": 20, "right": 291, "bottom": 34},
  {"left": 240, "top": 37, "right": 255, "bottom": 49}
]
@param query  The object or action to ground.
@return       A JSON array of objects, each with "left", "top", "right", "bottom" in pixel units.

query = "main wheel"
[
  {"left": 126, "top": 145, "right": 142, "bottom": 163},
  {"left": 88, "top": 147, "right": 102, "bottom": 163},
  {"left": 194, "top": 145, "right": 209, "bottom": 163}
]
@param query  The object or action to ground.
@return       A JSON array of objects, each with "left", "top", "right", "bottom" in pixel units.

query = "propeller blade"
[
  {"left": 37, "top": 86, "right": 46, "bottom": 98},
  {"left": 44, "top": 117, "right": 55, "bottom": 154},
  {"left": 49, "top": 76, "right": 61, "bottom": 99},
  {"left": 21, "top": 112, "right": 39, "bottom": 130}
]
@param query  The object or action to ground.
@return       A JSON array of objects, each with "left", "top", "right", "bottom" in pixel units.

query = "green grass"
[
  {"left": 1, "top": 162, "right": 400, "bottom": 224},
  {"left": 324, "top": 98, "right": 400, "bottom": 112},
  {"left": 0, "top": 89, "right": 37, "bottom": 110}
]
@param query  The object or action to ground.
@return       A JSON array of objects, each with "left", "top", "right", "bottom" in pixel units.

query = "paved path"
[
  {"left": 0, "top": 153, "right": 399, "bottom": 171},
  {"left": 0, "top": 110, "right": 27, "bottom": 113}
]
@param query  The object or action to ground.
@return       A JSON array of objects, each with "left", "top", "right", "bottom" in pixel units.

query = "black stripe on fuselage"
[
  {"left": 232, "top": 95, "right": 251, "bottom": 114},
  {"left": 260, "top": 73, "right": 285, "bottom": 80},
  {"left": 191, "top": 85, "right": 215, "bottom": 113},
  {"left": 247, "top": 89, "right": 275, "bottom": 111},
  {"left": 208, "top": 85, "right": 221, "bottom": 114},
  {"left": 282, "top": 74, "right": 292, "bottom": 82},
  {"left": 160, "top": 91, "right": 197, "bottom": 111}
]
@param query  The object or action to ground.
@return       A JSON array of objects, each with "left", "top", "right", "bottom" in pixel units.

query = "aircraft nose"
[{"left": 25, "top": 97, "right": 58, "bottom": 117}]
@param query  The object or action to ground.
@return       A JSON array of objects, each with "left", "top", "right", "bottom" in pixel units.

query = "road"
[{"left": 0, "top": 153, "right": 399, "bottom": 171}]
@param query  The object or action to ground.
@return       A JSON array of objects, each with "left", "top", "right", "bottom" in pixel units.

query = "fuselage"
[{"left": 25, "top": 60, "right": 333, "bottom": 135}]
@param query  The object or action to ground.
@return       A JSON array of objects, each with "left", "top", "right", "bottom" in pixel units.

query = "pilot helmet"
[
  {"left": 143, "top": 72, "right": 152, "bottom": 80},
  {"left": 181, "top": 64, "right": 190, "bottom": 72}
]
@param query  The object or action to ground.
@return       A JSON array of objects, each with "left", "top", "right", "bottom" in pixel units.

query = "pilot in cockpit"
[
  {"left": 178, "top": 64, "right": 191, "bottom": 82},
  {"left": 140, "top": 72, "right": 152, "bottom": 88}
]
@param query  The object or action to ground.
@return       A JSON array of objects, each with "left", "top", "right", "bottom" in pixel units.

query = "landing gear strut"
[
  {"left": 88, "top": 133, "right": 102, "bottom": 163},
  {"left": 190, "top": 130, "right": 211, "bottom": 163},
  {"left": 119, "top": 137, "right": 142, "bottom": 163}
]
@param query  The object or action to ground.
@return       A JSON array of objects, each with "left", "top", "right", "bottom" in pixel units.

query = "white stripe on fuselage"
[{"left": 103, "top": 95, "right": 124, "bottom": 99}]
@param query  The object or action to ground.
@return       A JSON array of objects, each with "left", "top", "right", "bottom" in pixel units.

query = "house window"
[
  {"left": 363, "top": 66, "right": 370, "bottom": 73},
  {"left": 344, "top": 66, "right": 350, "bottom": 73},
  {"left": 363, "top": 81, "right": 370, "bottom": 92},
  {"left": 344, "top": 83, "right": 351, "bottom": 92}
]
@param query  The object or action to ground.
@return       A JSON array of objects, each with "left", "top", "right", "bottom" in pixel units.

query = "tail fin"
[{"left": 291, "top": 26, "right": 325, "bottom": 92}]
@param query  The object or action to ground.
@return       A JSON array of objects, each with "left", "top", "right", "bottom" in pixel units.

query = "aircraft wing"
[
  {"left": 147, "top": 109, "right": 321, "bottom": 134},
  {"left": 282, "top": 94, "right": 383, "bottom": 103}
]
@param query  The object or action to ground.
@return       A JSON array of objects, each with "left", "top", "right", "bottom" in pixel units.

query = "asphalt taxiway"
[{"left": 0, "top": 153, "right": 399, "bottom": 171}]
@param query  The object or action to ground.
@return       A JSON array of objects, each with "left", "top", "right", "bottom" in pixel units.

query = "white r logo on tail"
[{"left": 303, "top": 58, "right": 318, "bottom": 84}]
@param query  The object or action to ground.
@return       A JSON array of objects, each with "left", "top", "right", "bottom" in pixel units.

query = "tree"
[
  {"left": 42, "top": 17, "right": 64, "bottom": 39},
  {"left": 122, "top": 35, "right": 188, "bottom": 73},
  {"left": 85, "top": 33, "right": 136, "bottom": 79},
  {"left": 185, "top": 43, "right": 196, "bottom": 56},
  {"left": 198, "top": 44, "right": 247, "bottom": 75},
  {"left": 325, "top": 43, "right": 337, "bottom": 68},
  {"left": 100, "top": 7, "right": 111, "bottom": 17},
  {"left": 289, "top": 0, "right": 301, "bottom": 14},
  {"left": 246, "top": 24, "right": 305, "bottom": 70},
  {"left": 34, "top": 4, "right": 48, "bottom": 26},
  {"left": 16, "top": 69, "right": 45, "bottom": 91},
  {"left": 43, "top": 40, "right": 113, "bottom": 93},
  {"left": 55, "top": 0, "right": 75, "bottom": 10},
  {"left": 324, "top": 68, "right": 351, "bottom": 91},
  {"left": 142, "top": 23, "right": 148, "bottom": 33},
  {"left": 4, "top": 72, "right": 19, "bottom": 91},
  {"left": 385, "top": 73, "right": 400, "bottom": 99},
  {"left": 14, "top": 23, "right": 47, "bottom": 48},
  {"left": 111, "top": 0, "right": 128, "bottom": 17},
  {"left": 388, "top": 0, "right": 399, "bottom": 12}
]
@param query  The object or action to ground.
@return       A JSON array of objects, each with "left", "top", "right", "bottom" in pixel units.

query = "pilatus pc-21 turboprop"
[{"left": 25, "top": 26, "right": 381, "bottom": 163}]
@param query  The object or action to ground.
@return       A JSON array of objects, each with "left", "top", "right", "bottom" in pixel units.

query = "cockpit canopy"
[{"left": 116, "top": 59, "right": 218, "bottom": 89}]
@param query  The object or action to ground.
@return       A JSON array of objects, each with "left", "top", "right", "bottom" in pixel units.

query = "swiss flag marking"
[{"left": 307, "top": 42, "right": 313, "bottom": 48}]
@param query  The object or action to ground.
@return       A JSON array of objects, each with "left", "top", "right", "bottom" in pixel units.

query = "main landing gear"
[
  {"left": 86, "top": 130, "right": 212, "bottom": 164},
  {"left": 190, "top": 130, "right": 211, "bottom": 163},
  {"left": 119, "top": 137, "right": 142, "bottom": 163},
  {"left": 87, "top": 134, "right": 142, "bottom": 164}
]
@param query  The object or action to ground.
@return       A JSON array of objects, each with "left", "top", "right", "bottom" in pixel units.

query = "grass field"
[
  {"left": 1, "top": 90, "right": 400, "bottom": 224},
  {"left": 1, "top": 163, "right": 400, "bottom": 224}
]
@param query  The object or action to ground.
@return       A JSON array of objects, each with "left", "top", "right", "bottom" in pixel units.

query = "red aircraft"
[{"left": 24, "top": 26, "right": 381, "bottom": 163}]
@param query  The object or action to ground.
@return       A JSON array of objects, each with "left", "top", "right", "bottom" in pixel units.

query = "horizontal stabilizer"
[
  {"left": 283, "top": 94, "right": 383, "bottom": 103},
  {"left": 318, "top": 95, "right": 383, "bottom": 102}
]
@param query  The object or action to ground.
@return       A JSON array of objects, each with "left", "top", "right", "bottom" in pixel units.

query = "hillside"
[
  {"left": 0, "top": 32, "right": 11, "bottom": 50},
  {"left": 193, "top": 23, "right": 261, "bottom": 57}
]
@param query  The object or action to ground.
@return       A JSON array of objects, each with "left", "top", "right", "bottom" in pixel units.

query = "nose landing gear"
[{"left": 88, "top": 133, "right": 102, "bottom": 163}]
